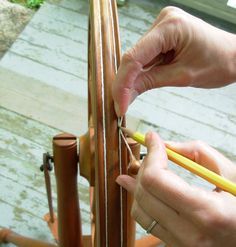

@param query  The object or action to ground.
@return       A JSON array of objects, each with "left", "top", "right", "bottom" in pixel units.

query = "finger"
[
  {"left": 112, "top": 56, "right": 142, "bottom": 116},
  {"left": 128, "top": 27, "right": 166, "bottom": 68},
  {"left": 131, "top": 200, "right": 175, "bottom": 246},
  {"left": 135, "top": 182, "right": 200, "bottom": 245},
  {"left": 147, "top": 7, "right": 184, "bottom": 39},
  {"left": 116, "top": 175, "right": 136, "bottom": 193},
  {"left": 165, "top": 140, "right": 234, "bottom": 177},
  {"left": 112, "top": 24, "right": 169, "bottom": 116},
  {"left": 140, "top": 133, "right": 215, "bottom": 219},
  {"left": 132, "top": 61, "right": 192, "bottom": 95},
  {"left": 144, "top": 131, "right": 168, "bottom": 170},
  {"left": 113, "top": 57, "right": 187, "bottom": 117},
  {"left": 116, "top": 169, "right": 200, "bottom": 244}
]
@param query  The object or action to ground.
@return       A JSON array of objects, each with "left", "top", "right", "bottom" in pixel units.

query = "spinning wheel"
[
  {"left": 81, "top": 0, "right": 133, "bottom": 245},
  {"left": 0, "top": 0, "right": 162, "bottom": 246}
]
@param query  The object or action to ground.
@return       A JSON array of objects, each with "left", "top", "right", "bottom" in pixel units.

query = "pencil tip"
[{"left": 119, "top": 127, "right": 131, "bottom": 136}]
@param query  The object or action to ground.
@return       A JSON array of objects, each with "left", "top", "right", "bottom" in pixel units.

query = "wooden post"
[
  {"left": 53, "top": 133, "right": 83, "bottom": 247},
  {"left": 126, "top": 139, "right": 140, "bottom": 246}
]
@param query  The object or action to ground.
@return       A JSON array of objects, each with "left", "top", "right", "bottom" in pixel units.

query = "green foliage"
[
  {"left": 26, "top": 0, "right": 44, "bottom": 9},
  {"left": 10, "top": 0, "right": 44, "bottom": 9}
]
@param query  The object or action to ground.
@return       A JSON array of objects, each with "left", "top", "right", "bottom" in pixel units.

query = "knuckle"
[
  {"left": 122, "top": 51, "right": 134, "bottom": 63},
  {"left": 160, "top": 6, "right": 185, "bottom": 23},
  {"left": 201, "top": 206, "right": 228, "bottom": 231},
  {"left": 160, "top": 6, "right": 181, "bottom": 16},
  {"left": 192, "top": 140, "right": 208, "bottom": 151},
  {"left": 134, "top": 184, "right": 144, "bottom": 202},
  {"left": 174, "top": 68, "right": 194, "bottom": 86},
  {"left": 139, "top": 168, "right": 156, "bottom": 192},
  {"left": 166, "top": 15, "right": 184, "bottom": 26},
  {"left": 131, "top": 203, "right": 138, "bottom": 221},
  {"left": 141, "top": 73, "right": 155, "bottom": 91},
  {"left": 184, "top": 69, "right": 194, "bottom": 85},
  {"left": 121, "top": 51, "right": 135, "bottom": 64},
  {"left": 121, "top": 49, "right": 142, "bottom": 69},
  {"left": 207, "top": 212, "right": 227, "bottom": 230},
  {"left": 192, "top": 233, "right": 212, "bottom": 247},
  {"left": 161, "top": 10, "right": 193, "bottom": 33}
]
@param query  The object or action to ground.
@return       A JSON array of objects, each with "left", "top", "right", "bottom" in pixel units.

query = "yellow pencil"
[{"left": 120, "top": 127, "right": 236, "bottom": 196}]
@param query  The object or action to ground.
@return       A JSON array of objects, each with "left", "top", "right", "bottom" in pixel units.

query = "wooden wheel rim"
[{"left": 88, "top": 0, "right": 130, "bottom": 246}]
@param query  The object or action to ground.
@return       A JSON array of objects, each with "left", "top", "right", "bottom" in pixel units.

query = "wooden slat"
[
  {"left": 140, "top": 88, "right": 236, "bottom": 136},
  {"left": 1, "top": 54, "right": 87, "bottom": 97},
  {"left": 21, "top": 26, "right": 85, "bottom": 60},
  {"left": 0, "top": 67, "right": 88, "bottom": 135},
  {"left": 10, "top": 39, "right": 86, "bottom": 79},
  {"left": 171, "top": 0, "right": 236, "bottom": 25}
]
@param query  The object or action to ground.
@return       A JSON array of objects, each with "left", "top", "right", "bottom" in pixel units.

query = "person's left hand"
[{"left": 116, "top": 132, "right": 236, "bottom": 247}]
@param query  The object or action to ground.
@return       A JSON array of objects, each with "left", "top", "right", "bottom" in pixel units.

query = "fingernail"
[
  {"left": 145, "top": 132, "right": 161, "bottom": 150},
  {"left": 114, "top": 102, "right": 121, "bottom": 116},
  {"left": 116, "top": 176, "right": 122, "bottom": 186},
  {"left": 145, "top": 131, "right": 153, "bottom": 142}
]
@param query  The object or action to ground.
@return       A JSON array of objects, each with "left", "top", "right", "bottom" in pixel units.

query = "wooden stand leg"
[
  {"left": 0, "top": 228, "right": 57, "bottom": 247},
  {"left": 125, "top": 139, "right": 141, "bottom": 246},
  {"left": 44, "top": 213, "right": 58, "bottom": 242},
  {"left": 135, "top": 235, "right": 163, "bottom": 247},
  {"left": 41, "top": 153, "right": 59, "bottom": 242}
]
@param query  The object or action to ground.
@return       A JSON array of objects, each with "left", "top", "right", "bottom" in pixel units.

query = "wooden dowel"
[
  {"left": 43, "top": 163, "right": 54, "bottom": 223},
  {"left": 53, "top": 133, "right": 83, "bottom": 247},
  {"left": 126, "top": 138, "right": 141, "bottom": 246}
]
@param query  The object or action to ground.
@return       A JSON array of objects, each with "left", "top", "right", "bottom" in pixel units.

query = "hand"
[
  {"left": 116, "top": 132, "right": 236, "bottom": 247},
  {"left": 112, "top": 7, "right": 236, "bottom": 116}
]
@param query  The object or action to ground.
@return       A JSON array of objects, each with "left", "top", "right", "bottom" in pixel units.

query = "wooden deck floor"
[{"left": 0, "top": 0, "right": 235, "bottom": 245}]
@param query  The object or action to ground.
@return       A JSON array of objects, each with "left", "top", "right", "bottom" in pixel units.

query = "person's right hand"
[
  {"left": 112, "top": 7, "right": 236, "bottom": 116},
  {"left": 117, "top": 135, "right": 236, "bottom": 247}
]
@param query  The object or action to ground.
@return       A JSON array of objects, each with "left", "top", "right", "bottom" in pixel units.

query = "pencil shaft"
[{"left": 120, "top": 127, "right": 236, "bottom": 195}]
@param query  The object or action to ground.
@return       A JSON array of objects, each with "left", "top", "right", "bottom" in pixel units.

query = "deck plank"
[
  {"left": 10, "top": 39, "right": 87, "bottom": 78},
  {"left": 0, "top": 201, "right": 54, "bottom": 247},
  {"left": 0, "top": 107, "right": 91, "bottom": 243},
  {"left": 130, "top": 96, "right": 236, "bottom": 160},
  {"left": 0, "top": 67, "right": 88, "bottom": 135},
  {"left": 170, "top": 0, "right": 236, "bottom": 25}
]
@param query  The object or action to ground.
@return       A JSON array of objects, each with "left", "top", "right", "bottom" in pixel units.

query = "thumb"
[
  {"left": 116, "top": 175, "right": 136, "bottom": 193},
  {"left": 144, "top": 132, "right": 168, "bottom": 170}
]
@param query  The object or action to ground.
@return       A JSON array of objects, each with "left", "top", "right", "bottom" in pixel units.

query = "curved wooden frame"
[
  {"left": 88, "top": 0, "right": 132, "bottom": 245},
  {"left": 82, "top": 1, "right": 161, "bottom": 245}
]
